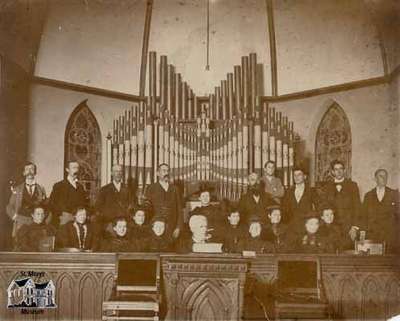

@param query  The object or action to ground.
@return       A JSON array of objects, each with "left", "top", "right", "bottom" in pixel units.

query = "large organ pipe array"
[{"left": 106, "top": 52, "right": 295, "bottom": 200}]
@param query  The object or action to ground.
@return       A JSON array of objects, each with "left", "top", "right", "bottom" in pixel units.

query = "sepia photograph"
[{"left": 0, "top": 0, "right": 399, "bottom": 320}]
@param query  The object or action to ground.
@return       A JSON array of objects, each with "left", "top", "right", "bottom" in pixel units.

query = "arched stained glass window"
[
  {"left": 315, "top": 102, "right": 352, "bottom": 183},
  {"left": 64, "top": 100, "right": 101, "bottom": 204}
]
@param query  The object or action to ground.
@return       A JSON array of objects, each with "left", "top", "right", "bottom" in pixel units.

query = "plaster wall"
[
  {"left": 29, "top": 83, "right": 137, "bottom": 194},
  {"left": 148, "top": 0, "right": 271, "bottom": 96},
  {"left": 273, "top": 0, "right": 384, "bottom": 94},
  {"left": 272, "top": 83, "right": 398, "bottom": 196},
  {"left": 34, "top": 0, "right": 145, "bottom": 94}
]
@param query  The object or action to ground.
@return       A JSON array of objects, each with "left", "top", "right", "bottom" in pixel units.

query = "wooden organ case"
[{"left": 106, "top": 52, "right": 297, "bottom": 200}]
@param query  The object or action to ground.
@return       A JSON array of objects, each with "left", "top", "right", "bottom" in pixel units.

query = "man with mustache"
[
  {"left": 49, "top": 161, "right": 88, "bottom": 227},
  {"left": 144, "top": 163, "right": 183, "bottom": 239},
  {"left": 238, "top": 172, "right": 275, "bottom": 224},
  {"left": 6, "top": 162, "right": 47, "bottom": 241}
]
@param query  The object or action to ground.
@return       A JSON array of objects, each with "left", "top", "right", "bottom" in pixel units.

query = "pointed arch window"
[
  {"left": 64, "top": 100, "right": 101, "bottom": 204},
  {"left": 315, "top": 102, "right": 352, "bottom": 183}
]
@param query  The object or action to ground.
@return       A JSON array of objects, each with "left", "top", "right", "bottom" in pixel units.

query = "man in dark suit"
[
  {"left": 282, "top": 167, "right": 319, "bottom": 227},
  {"left": 49, "top": 161, "right": 88, "bottom": 227},
  {"left": 239, "top": 172, "right": 275, "bottom": 224},
  {"left": 55, "top": 207, "right": 96, "bottom": 250},
  {"left": 362, "top": 169, "right": 399, "bottom": 252},
  {"left": 6, "top": 162, "right": 47, "bottom": 240},
  {"left": 95, "top": 164, "right": 135, "bottom": 229},
  {"left": 321, "top": 160, "right": 361, "bottom": 244},
  {"left": 144, "top": 163, "right": 183, "bottom": 239}
]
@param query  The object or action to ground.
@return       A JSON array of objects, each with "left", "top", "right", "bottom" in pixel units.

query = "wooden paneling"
[{"left": 0, "top": 253, "right": 399, "bottom": 321}]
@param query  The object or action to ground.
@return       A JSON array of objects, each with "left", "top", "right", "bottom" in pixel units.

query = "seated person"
[
  {"left": 222, "top": 206, "right": 247, "bottom": 253},
  {"left": 238, "top": 218, "right": 274, "bottom": 254},
  {"left": 287, "top": 212, "right": 333, "bottom": 254},
  {"left": 15, "top": 204, "right": 56, "bottom": 252},
  {"left": 177, "top": 215, "right": 212, "bottom": 253},
  {"left": 101, "top": 217, "right": 138, "bottom": 252},
  {"left": 142, "top": 217, "right": 173, "bottom": 252},
  {"left": 263, "top": 205, "right": 288, "bottom": 253},
  {"left": 128, "top": 206, "right": 150, "bottom": 240},
  {"left": 318, "top": 205, "right": 343, "bottom": 252},
  {"left": 56, "top": 206, "right": 97, "bottom": 251},
  {"left": 188, "top": 186, "right": 224, "bottom": 242}
]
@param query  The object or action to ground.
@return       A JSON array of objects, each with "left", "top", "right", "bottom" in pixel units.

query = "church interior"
[{"left": 0, "top": 0, "right": 399, "bottom": 320}]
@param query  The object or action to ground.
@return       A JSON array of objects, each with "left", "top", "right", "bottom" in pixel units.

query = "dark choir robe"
[
  {"left": 15, "top": 222, "right": 56, "bottom": 252},
  {"left": 49, "top": 179, "right": 88, "bottom": 225},
  {"left": 101, "top": 232, "right": 138, "bottom": 252},
  {"left": 142, "top": 233, "right": 173, "bottom": 252},
  {"left": 188, "top": 204, "right": 224, "bottom": 242},
  {"left": 222, "top": 224, "right": 247, "bottom": 253},
  {"left": 263, "top": 223, "right": 288, "bottom": 253},
  {"left": 322, "top": 179, "right": 361, "bottom": 233},
  {"left": 55, "top": 221, "right": 96, "bottom": 250},
  {"left": 319, "top": 222, "right": 343, "bottom": 252},
  {"left": 362, "top": 187, "right": 399, "bottom": 252},
  {"left": 238, "top": 190, "right": 275, "bottom": 223},
  {"left": 238, "top": 235, "right": 274, "bottom": 254},
  {"left": 287, "top": 231, "right": 333, "bottom": 254},
  {"left": 128, "top": 222, "right": 151, "bottom": 240},
  {"left": 95, "top": 182, "right": 134, "bottom": 224},
  {"left": 282, "top": 185, "right": 319, "bottom": 225},
  {"left": 145, "top": 182, "right": 183, "bottom": 235}
]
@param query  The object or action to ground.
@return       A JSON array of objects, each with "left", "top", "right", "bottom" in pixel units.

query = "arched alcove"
[
  {"left": 64, "top": 100, "right": 101, "bottom": 205},
  {"left": 315, "top": 102, "right": 352, "bottom": 184}
]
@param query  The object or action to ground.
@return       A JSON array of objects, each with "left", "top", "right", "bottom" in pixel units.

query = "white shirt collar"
[
  {"left": 67, "top": 176, "right": 78, "bottom": 188},
  {"left": 25, "top": 178, "right": 36, "bottom": 186},
  {"left": 334, "top": 178, "right": 345, "bottom": 183},
  {"left": 295, "top": 183, "right": 305, "bottom": 190},
  {"left": 159, "top": 180, "right": 169, "bottom": 191},
  {"left": 265, "top": 175, "right": 273, "bottom": 182},
  {"left": 113, "top": 180, "right": 122, "bottom": 191}
]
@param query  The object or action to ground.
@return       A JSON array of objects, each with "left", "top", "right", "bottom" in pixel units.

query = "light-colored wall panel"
[
  {"left": 274, "top": 0, "right": 384, "bottom": 94},
  {"left": 34, "top": 0, "right": 146, "bottom": 94}
]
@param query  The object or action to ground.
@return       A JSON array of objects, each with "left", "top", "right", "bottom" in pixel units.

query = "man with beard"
[
  {"left": 95, "top": 164, "right": 135, "bottom": 231},
  {"left": 49, "top": 161, "right": 88, "bottom": 227},
  {"left": 239, "top": 172, "right": 275, "bottom": 224},
  {"left": 144, "top": 163, "right": 183, "bottom": 239},
  {"left": 7, "top": 162, "right": 47, "bottom": 241}
]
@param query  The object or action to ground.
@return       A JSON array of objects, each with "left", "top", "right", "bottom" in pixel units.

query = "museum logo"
[{"left": 7, "top": 271, "right": 56, "bottom": 313}]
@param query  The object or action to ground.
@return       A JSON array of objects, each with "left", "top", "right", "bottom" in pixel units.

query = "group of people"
[{"left": 6, "top": 159, "right": 399, "bottom": 254}]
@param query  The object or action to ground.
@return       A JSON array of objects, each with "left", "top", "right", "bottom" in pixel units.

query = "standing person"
[
  {"left": 95, "top": 164, "right": 135, "bottom": 230},
  {"left": 322, "top": 160, "right": 361, "bottom": 245},
  {"left": 282, "top": 166, "right": 319, "bottom": 226},
  {"left": 262, "top": 161, "right": 285, "bottom": 204},
  {"left": 144, "top": 163, "right": 183, "bottom": 239},
  {"left": 239, "top": 172, "right": 275, "bottom": 223},
  {"left": 49, "top": 161, "right": 88, "bottom": 227},
  {"left": 6, "top": 162, "right": 47, "bottom": 240},
  {"left": 362, "top": 169, "right": 399, "bottom": 253}
]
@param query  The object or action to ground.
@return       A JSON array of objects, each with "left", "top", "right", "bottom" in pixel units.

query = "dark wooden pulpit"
[{"left": 162, "top": 254, "right": 248, "bottom": 321}]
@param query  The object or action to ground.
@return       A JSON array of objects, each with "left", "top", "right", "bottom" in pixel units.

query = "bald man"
[
  {"left": 238, "top": 172, "right": 275, "bottom": 223},
  {"left": 95, "top": 164, "right": 136, "bottom": 228}
]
